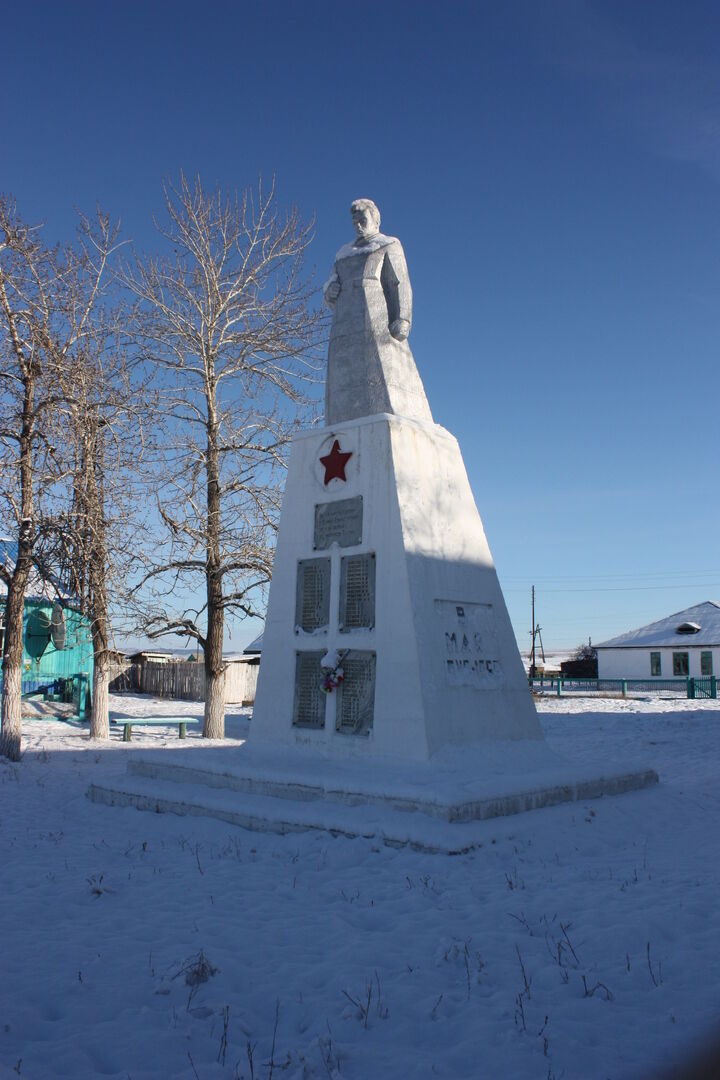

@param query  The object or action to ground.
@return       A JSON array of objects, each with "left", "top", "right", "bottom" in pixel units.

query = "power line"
[
  {"left": 502, "top": 569, "right": 720, "bottom": 583},
  {"left": 500, "top": 587, "right": 720, "bottom": 596}
]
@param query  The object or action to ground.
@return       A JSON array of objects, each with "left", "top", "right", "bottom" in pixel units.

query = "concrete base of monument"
[{"left": 88, "top": 743, "right": 659, "bottom": 855}]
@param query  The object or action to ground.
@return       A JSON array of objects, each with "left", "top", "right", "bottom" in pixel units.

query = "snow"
[
  {"left": 2, "top": 693, "right": 720, "bottom": 1078},
  {"left": 333, "top": 234, "right": 396, "bottom": 262},
  {"left": 596, "top": 599, "right": 720, "bottom": 648}
]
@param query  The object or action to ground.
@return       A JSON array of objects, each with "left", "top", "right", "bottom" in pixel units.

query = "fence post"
[
  {"left": 687, "top": 677, "right": 694, "bottom": 700},
  {"left": 711, "top": 676, "right": 717, "bottom": 700},
  {"left": 557, "top": 678, "right": 563, "bottom": 697},
  {"left": 621, "top": 679, "right": 627, "bottom": 699}
]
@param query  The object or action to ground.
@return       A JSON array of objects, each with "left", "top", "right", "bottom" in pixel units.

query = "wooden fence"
[{"left": 110, "top": 659, "right": 259, "bottom": 704}]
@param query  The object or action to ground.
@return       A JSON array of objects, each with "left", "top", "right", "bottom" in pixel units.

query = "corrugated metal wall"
[{"left": 0, "top": 600, "right": 94, "bottom": 696}]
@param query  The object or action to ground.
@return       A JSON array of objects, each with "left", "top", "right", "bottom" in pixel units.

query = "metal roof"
[
  {"left": 0, "top": 538, "right": 74, "bottom": 604},
  {"left": 596, "top": 601, "right": 720, "bottom": 649},
  {"left": 243, "top": 631, "right": 264, "bottom": 655}
]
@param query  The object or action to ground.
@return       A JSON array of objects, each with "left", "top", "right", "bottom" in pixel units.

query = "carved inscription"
[
  {"left": 339, "top": 553, "right": 375, "bottom": 631},
  {"left": 336, "top": 651, "right": 376, "bottom": 735},
  {"left": 314, "top": 496, "right": 363, "bottom": 550},
  {"left": 435, "top": 600, "right": 503, "bottom": 689},
  {"left": 295, "top": 558, "right": 330, "bottom": 632},
  {"left": 293, "top": 652, "right": 327, "bottom": 729}
]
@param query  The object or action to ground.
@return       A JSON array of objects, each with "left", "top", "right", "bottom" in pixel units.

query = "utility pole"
[
  {"left": 530, "top": 585, "right": 536, "bottom": 679},
  {"left": 529, "top": 585, "right": 545, "bottom": 681}
]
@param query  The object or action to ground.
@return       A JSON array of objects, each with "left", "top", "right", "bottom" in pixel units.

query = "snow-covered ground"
[{"left": 2, "top": 694, "right": 719, "bottom": 1079}]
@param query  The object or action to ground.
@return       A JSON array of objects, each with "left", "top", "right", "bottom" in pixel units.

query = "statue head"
[{"left": 350, "top": 198, "right": 381, "bottom": 241}]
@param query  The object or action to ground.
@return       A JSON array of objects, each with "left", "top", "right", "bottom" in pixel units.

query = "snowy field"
[{"left": 2, "top": 694, "right": 719, "bottom": 1080}]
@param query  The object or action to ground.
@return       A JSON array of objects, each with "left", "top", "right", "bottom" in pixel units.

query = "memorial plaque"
[
  {"left": 293, "top": 651, "right": 327, "bottom": 729},
  {"left": 295, "top": 558, "right": 331, "bottom": 632},
  {"left": 314, "top": 496, "right": 363, "bottom": 550},
  {"left": 336, "top": 651, "right": 376, "bottom": 735},
  {"left": 435, "top": 599, "right": 504, "bottom": 689},
  {"left": 339, "top": 553, "right": 376, "bottom": 631}
]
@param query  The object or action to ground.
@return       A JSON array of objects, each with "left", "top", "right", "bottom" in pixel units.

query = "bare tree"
[
  {"left": 0, "top": 198, "right": 116, "bottom": 759},
  {"left": 126, "top": 175, "right": 322, "bottom": 739},
  {"left": 52, "top": 313, "right": 149, "bottom": 740}
]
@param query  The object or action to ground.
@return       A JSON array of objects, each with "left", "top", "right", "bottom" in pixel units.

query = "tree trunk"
[
  {"left": 91, "top": 653, "right": 110, "bottom": 740},
  {"left": 0, "top": 570, "right": 29, "bottom": 761},
  {"left": 88, "top": 423, "right": 110, "bottom": 740},
  {"left": 0, "top": 635, "right": 23, "bottom": 762},
  {"left": 203, "top": 389, "right": 225, "bottom": 739},
  {"left": 203, "top": 551, "right": 225, "bottom": 738},
  {"left": 1, "top": 371, "right": 35, "bottom": 761},
  {"left": 204, "top": 658, "right": 226, "bottom": 739}
]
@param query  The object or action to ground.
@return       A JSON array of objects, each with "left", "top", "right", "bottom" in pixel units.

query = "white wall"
[{"left": 597, "top": 646, "right": 718, "bottom": 680}]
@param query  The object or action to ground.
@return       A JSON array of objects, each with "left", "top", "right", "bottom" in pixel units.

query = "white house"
[{"left": 596, "top": 601, "right": 720, "bottom": 681}]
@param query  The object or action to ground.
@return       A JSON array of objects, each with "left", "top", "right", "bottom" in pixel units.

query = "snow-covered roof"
[
  {"left": 596, "top": 601, "right": 720, "bottom": 649},
  {"left": 243, "top": 631, "right": 264, "bottom": 655},
  {"left": 0, "top": 538, "right": 74, "bottom": 605}
]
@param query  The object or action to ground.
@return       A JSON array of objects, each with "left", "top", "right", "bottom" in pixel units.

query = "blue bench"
[{"left": 111, "top": 716, "right": 201, "bottom": 742}]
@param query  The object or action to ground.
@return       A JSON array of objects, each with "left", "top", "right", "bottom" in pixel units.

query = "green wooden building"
[{"left": 0, "top": 540, "right": 93, "bottom": 704}]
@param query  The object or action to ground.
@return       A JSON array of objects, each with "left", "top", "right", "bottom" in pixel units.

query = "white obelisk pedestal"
[{"left": 251, "top": 412, "right": 542, "bottom": 761}]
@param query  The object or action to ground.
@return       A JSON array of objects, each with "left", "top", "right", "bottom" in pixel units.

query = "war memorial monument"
[{"left": 90, "top": 200, "right": 657, "bottom": 850}]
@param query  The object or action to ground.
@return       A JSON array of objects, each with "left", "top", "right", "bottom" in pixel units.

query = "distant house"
[
  {"left": 596, "top": 602, "right": 720, "bottom": 680},
  {"left": 243, "top": 632, "right": 263, "bottom": 655},
  {"left": 223, "top": 652, "right": 260, "bottom": 705},
  {"left": 0, "top": 538, "right": 93, "bottom": 698},
  {"left": 128, "top": 650, "right": 178, "bottom": 665}
]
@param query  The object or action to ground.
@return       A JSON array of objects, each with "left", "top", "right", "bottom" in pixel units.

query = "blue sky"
[{"left": 4, "top": 1, "right": 720, "bottom": 653}]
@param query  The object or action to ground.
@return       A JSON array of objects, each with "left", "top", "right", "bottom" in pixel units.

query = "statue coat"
[{"left": 324, "top": 234, "right": 433, "bottom": 426}]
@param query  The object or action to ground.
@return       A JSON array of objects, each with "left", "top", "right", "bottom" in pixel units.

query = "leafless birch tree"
[
  {"left": 52, "top": 314, "right": 149, "bottom": 741},
  {"left": 0, "top": 198, "right": 117, "bottom": 759},
  {"left": 126, "top": 175, "right": 322, "bottom": 739}
]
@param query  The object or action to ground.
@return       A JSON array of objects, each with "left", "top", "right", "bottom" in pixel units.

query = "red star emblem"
[{"left": 320, "top": 439, "right": 352, "bottom": 485}]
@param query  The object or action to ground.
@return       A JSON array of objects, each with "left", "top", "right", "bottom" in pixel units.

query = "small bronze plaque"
[
  {"left": 339, "top": 553, "right": 376, "bottom": 631},
  {"left": 314, "top": 496, "right": 363, "bottom": 550},
  {"left": 295, "top": 558, "right": 331, "bottom": 632},
  {"left": 293, "top": 652, "right": 327, "bottom": 729},
  {"left": 336, "top": 651, "right": 376, "bottom": 736}
]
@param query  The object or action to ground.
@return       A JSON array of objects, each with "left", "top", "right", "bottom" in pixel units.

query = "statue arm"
[
  {"left": 381, "top": 241, "right": 412, "bottom": 340},
  {"left": 323, "top": 267, "right": 340, "bottom": 307}
]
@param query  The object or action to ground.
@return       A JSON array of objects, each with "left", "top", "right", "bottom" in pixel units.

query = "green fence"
[
  {"left": 687, "top": 676, "right": 718, "bottom": 700},
  {"left": 529, "top": 676, "right": 713, "bottom": 698}
]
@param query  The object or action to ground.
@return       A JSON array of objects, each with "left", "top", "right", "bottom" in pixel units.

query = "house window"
[
  {"left": 672, "top": 652, "right": 689, "bottom": 677},
  {"left": 650, "top": 652, "right": 661, "bottom": 676},
  {"left": 701, "top": 651, "right": 713, "bottom": 676}
]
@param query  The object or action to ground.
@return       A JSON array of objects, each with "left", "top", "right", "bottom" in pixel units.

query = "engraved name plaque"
[
  {"left": 295, "top": 558, "right": 331, "bottom": 632},
  {"left": 314, "top": 496, "right": 363, "bottom": 550},
  {"left": 435, "top": 599, "right": 504, "bottom": 689},
  {"left": 339, "top": 553, "right": 376, "bottom": 631},
  {"left": 293, "top": 651, "right": 327, "bottom": 729},
  {"left": 336, "top": 651, "right": 376, "bottom": 735}
]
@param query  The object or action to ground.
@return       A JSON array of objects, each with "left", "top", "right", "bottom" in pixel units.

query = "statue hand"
[
  {"left": 389, "top": 318, "right": 410, "bottom": 341},
  {"left": 324, "top": 278, "right": 341, "bottom": 305}
]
